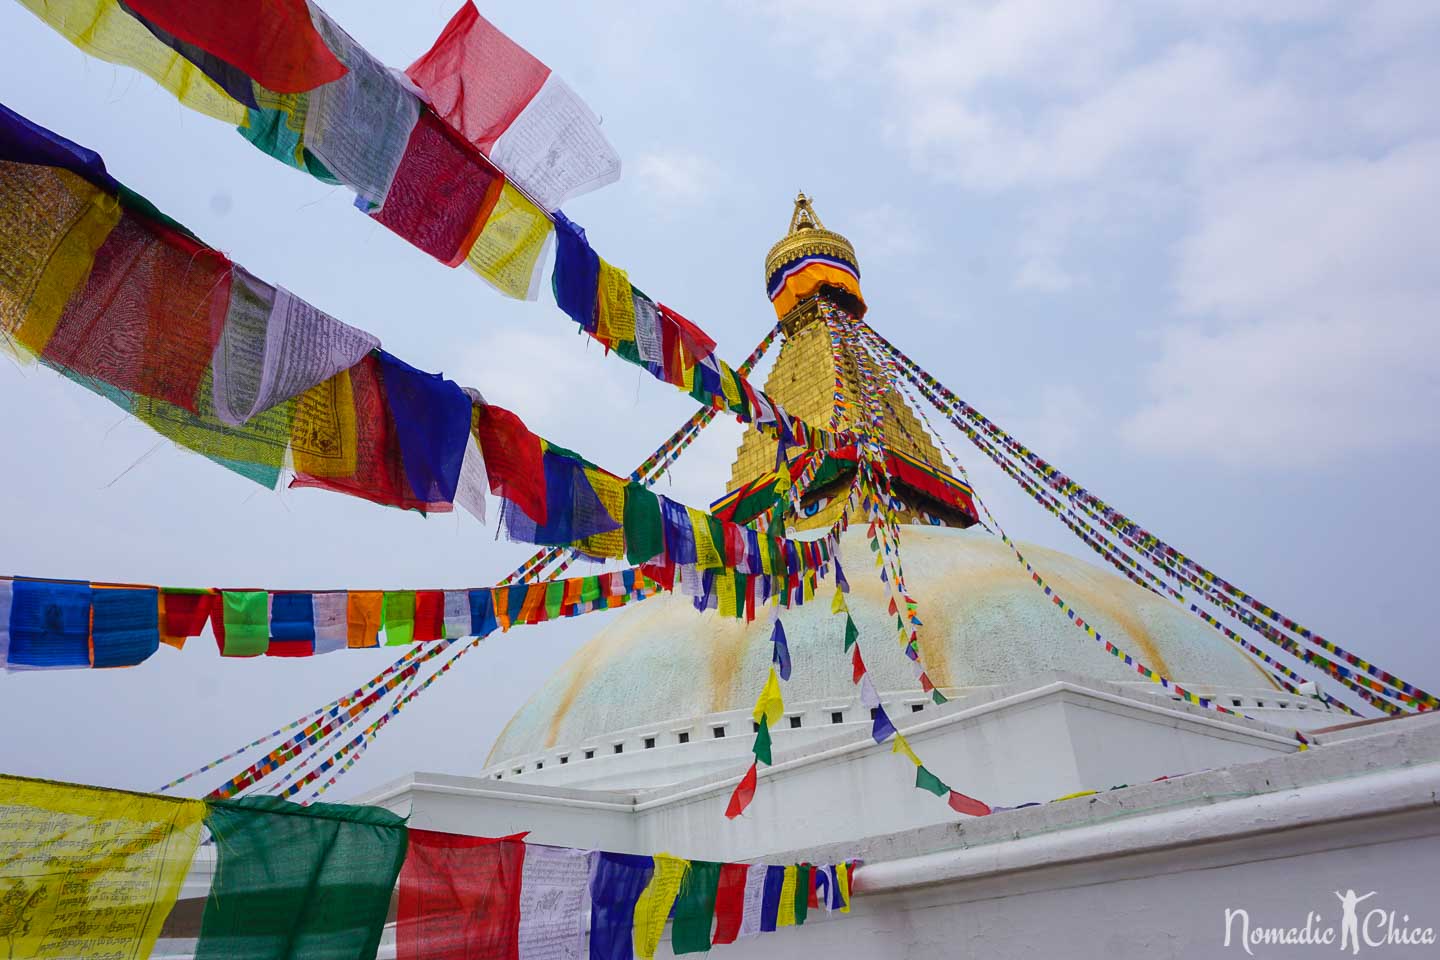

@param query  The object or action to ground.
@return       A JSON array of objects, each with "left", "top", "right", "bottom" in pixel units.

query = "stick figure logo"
[{"left": 1337, "top": 890, "right": 1377, "bottom": 955}]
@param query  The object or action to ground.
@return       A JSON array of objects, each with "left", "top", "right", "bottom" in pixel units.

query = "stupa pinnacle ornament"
[{"left": 764, "top": 191, "right": 866, "bottom": 325}]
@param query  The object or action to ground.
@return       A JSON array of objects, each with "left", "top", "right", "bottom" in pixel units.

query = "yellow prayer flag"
[
  {"left": 718, "top": 359, "right": 741, "bottom": 410},
  {"left": 0, "top": 164, "right": 121, "bottom": 358},
  {"left": 574, "top": 467, "right": 626, "bottom": 559},
  {"left": 753, "top": 666, "right": 784, "bottom": 726},
  {"left": 595, "top": 258, "right": 636, "bottom": 343},
  {"left": 777, "top": 865, "right": 798, "bottom": 927},
  {"left": 689, "top": 507, "right": 722, "bottom": 570},
  {"left": 17, "top": 0, "right": 246, "bottom": 124},
  {"left": 837, "top": 861, "right": 851, "bottom": 913},
  {"left": 891, "top": 732, "right": 922, "bottom": 767},
  {"left": 831, "top": 588, "right": 848, "bottom": 614},
  {"left": 0, "top": 775, "right": 204, "bottom": 960},
  {"left": 465, "top": 182, "right": 553, "bottom": 300},
  {"left": 632, "top": 853, "right": 688, "bottom": 959},
  {"left": 291, "top": 368, "right": 359, "bottom": 478},
  {"left": 716, "top": 571, "right": 736, "bottom": 616}
]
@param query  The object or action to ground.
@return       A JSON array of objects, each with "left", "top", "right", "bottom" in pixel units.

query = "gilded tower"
[{"left": 720, "top": 194, "right": 977, "bottom": 533}]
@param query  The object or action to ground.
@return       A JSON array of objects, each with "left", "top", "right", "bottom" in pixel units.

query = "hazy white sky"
[{"left": 1, "top": 0, "right": 1437, "bottom": 800}]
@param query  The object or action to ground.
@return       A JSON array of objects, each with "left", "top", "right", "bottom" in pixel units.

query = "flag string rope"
[
  {"left": 862, "top": 325, "right": 1406, "bottom": 716},
  {"left": 863, "top": 323, "right": 1433, "bottom": 712}
]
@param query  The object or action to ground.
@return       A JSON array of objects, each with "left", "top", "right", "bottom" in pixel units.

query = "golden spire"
[{"left": 763, "top": 191, "right": 859, "bottom": 289}]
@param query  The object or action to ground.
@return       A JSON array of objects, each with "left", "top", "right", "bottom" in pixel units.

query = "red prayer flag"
[
  {"left": 851, "top": 645, "right": 866, "bottom": 683},
  {"left": 405, "top": 1, "right": 550, "bottom": 153},
  {"left": 711, "top": 863, "right": 749, "bottom": 945},
  {"left": 399, "top": 829, "right": 527, "bottom": 960},
  {"left": 948, "top": 791, "right": 992, "bottom": 818},
  {"left": 44, "top": 213, "right": 230, "bottom": 412},
  {"left": 807, "top": 866, "right": 820, "bottom": 909},
  {"left": 124, "top": 0, "right": 347, "bottom": 94},
  {"left": 658, "top": 304, "right": 716, "bottom": 361},
  {"left": 920, "top": 672, "right": 935, "bottom": 693},
  {"left": 724, "top": 763, "right": 757, "bottom": 819},
  {"left": 371, "top": 110, "right": 504, "bottom": 267},
  {"left": 160, "top": 590, "right": 215, "bottom": 646},
  {"left": 414, "top": 590, "right": 445, "bottom": 641},
  {"left": 474, "top": 404, "right": 546, "bottom": 524}
]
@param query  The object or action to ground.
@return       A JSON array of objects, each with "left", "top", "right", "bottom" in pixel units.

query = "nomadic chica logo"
[{"left": 1224, "top": 891, "right": 1435, "bottom": 954}]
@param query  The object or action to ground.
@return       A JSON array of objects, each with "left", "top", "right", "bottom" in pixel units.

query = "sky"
[{"left": 1, "top": 0, "right": 1437, "bottom": 801}]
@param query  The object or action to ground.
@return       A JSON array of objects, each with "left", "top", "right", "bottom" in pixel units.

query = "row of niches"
[{"left": 482, "top": 697, "right": 944, "bottom": 781}]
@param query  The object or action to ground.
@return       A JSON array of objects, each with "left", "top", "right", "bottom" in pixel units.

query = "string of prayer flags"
[
  {"left": 867, "top": 322, "right": 1433, "bottom": 714},
  {"left": 196, "top": 795, "right": 407, "bottom": 960},
  {"left": 6, "top": 775, "right": 856, "bottom": 960},
  {"left": 406, "top": 1, "right": 620, "bottom": 211},
  {"left": 0, "top": 775, "right": 205, "bottom": 960}
]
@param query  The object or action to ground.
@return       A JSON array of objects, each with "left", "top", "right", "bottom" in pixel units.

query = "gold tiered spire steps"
[{"left": 724, "top": 194, "right": 975, "bottom": 533}]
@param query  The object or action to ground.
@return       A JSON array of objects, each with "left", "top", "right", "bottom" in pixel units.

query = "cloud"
[
  {"left": 1122, "top": 141, "right": 1440, "bottom": 464},
  {"left": 632, "top": 149, "right": 717, "bottom": 207}
]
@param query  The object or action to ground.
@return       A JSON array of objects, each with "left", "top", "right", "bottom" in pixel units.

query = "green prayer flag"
[
  {"left": 671, "top": 859, "right": 723, "bottom": 954},
  {"left": 915, "top": 764, "right": 949, "bottom": 797},
  {"left": 707, "top": 515, "right": 728, "bottom": 566},
  {"left": 793, "top": 864, "right": 810, "bottom": 925},
  {"left": 932, "top": 689, "right": 949, "bottom": 705},
  {"left": 844, "top": 615, "right": 859, "bottom": 651},
  {"left": 580, "top": 575, "right": 602, "bottom": 604},
  {"left": 221, "top": 591, "right": 269, "bottom": 657},
  {"left": 623, "top": 481, "right": 665, "bottom": 564},
  {"left": 753, "top": 715, "right": 773, "bottom": 766},
  {"left": 196, "top": 795, "right": 407, "bottom": 960},
  {"left": 545, "top": 580, "right": 565, "bottom": 619},
  {"left": 382, "top": 590, "right": 415, "bottom": 646}
]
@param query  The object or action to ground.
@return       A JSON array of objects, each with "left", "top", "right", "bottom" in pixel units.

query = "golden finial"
[{"left": 764, "top": 192, "right": 858, "bottom": 286}]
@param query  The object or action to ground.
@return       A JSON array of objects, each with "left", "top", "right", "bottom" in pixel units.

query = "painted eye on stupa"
[{"left": 802, "top": 497, "right": 829, "bottom": 517}]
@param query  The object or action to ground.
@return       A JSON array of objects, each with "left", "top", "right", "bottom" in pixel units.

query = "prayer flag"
[
  {"left": 88, "top": 586, "right": 158, "bottom": 667},
  {"left": 196, "top": 795, "right": 407, "bottom": 960},
  {"left": 217, "top": 590, "right": 269, "bottom": 657},
  {"left": 469, "top": 588, "right": 498, "bottom": 637},
  {"left": 476, "top": 404, "right": 546, "bottom": 524},
  {"left": 752, "top": 716, "right": 773, "bottom": 766},
  {"left": 464, "top": 182, "right": 553, "bottom": 301},
  {"left": 121, "top": 0, "right": 347, "bottom": 93},
  {"left": 892, "top": 733, "right": 922, "bottom": 767},
  {"left": 948, "top": 790, "right": 992, "bottom": 817},
  {"left": 793, "top": 864, "right": 810, "bottom": 925},
  {"left": 759, "top": 865, "right": 784, "bottom": 932},
  {"left": 753, "top": 667, "right": 784, "bottom": 726},
  {"left": 159, "top": 588, "right": 214, "bottom": 649},
  {"left": 371, "top": 110, "right": 503, "bottom": 266},
  {"left": 915, "top": 764, "right": 948, "bottom": 798},
  {"left": 711, "top": 863, "right": 749, "bottom": 946},
  {"left": 4, "top": 580, "right": 93, "bottom": 670},
  {"left": 304, "top": 8, "right": 421, "bottom": 210},
  {"left": 671, "top": 859, "right": 721, "bottom": 955},
  {"left": 589, "top": 852, "right": 653, "bottom": 960},
  {"left": 0, "top": 774, "right": 204, "bottom": 960},
  {"left": 378, "top": 350, "right": 472, "bottom": 505},
  {"left": 312, "top": 591, "right": 348, "bottom": 654},
  {"left": 871, "top": 704, "right": 895, "bottom": 743},
  {"left": 633, "top": 854, "right": 687, "bottom": 960},
  {"left": 844, "top": 614, "right": 859, "bottom": 652},
  {"left": 383, "top": 590, "right": 417, "bottom": 645},
  {"left": 851, "top": 645, "right": 866, "bottom": 684},
  {"left": 770, "top": 618, "right": 791, "bottom": 681},
  {"left": 776, "top": 866, "right": 797, "bottom": 928},
  {"left": 837, "top": 862, "right": 852, "bottom": 913},
  {"left": 405, "top": 2, "right": 548, "bottom": 152},
  {"left": 414, "top": 590, "right": 445, "bottom": 642},
  {"left": 517, "top": 844, "right": 590, "bottom": 960},
  {"left": 443, "top": 590, "right": 471, "bottom": 639},
  {"left": 266, "top": 592, "right": 315, "bottom": 657},
  {"left": 398, "top": 829, "right": 525, "bottom": 960},
  {"left": 552, "top": 211, "right": 599, "bottom": 330},
  {"left": 347, "top": 590, "right": 383, "bottom": 647},
  {"left": 724, "top": 762, "right": 757, "bottom": 820}
]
